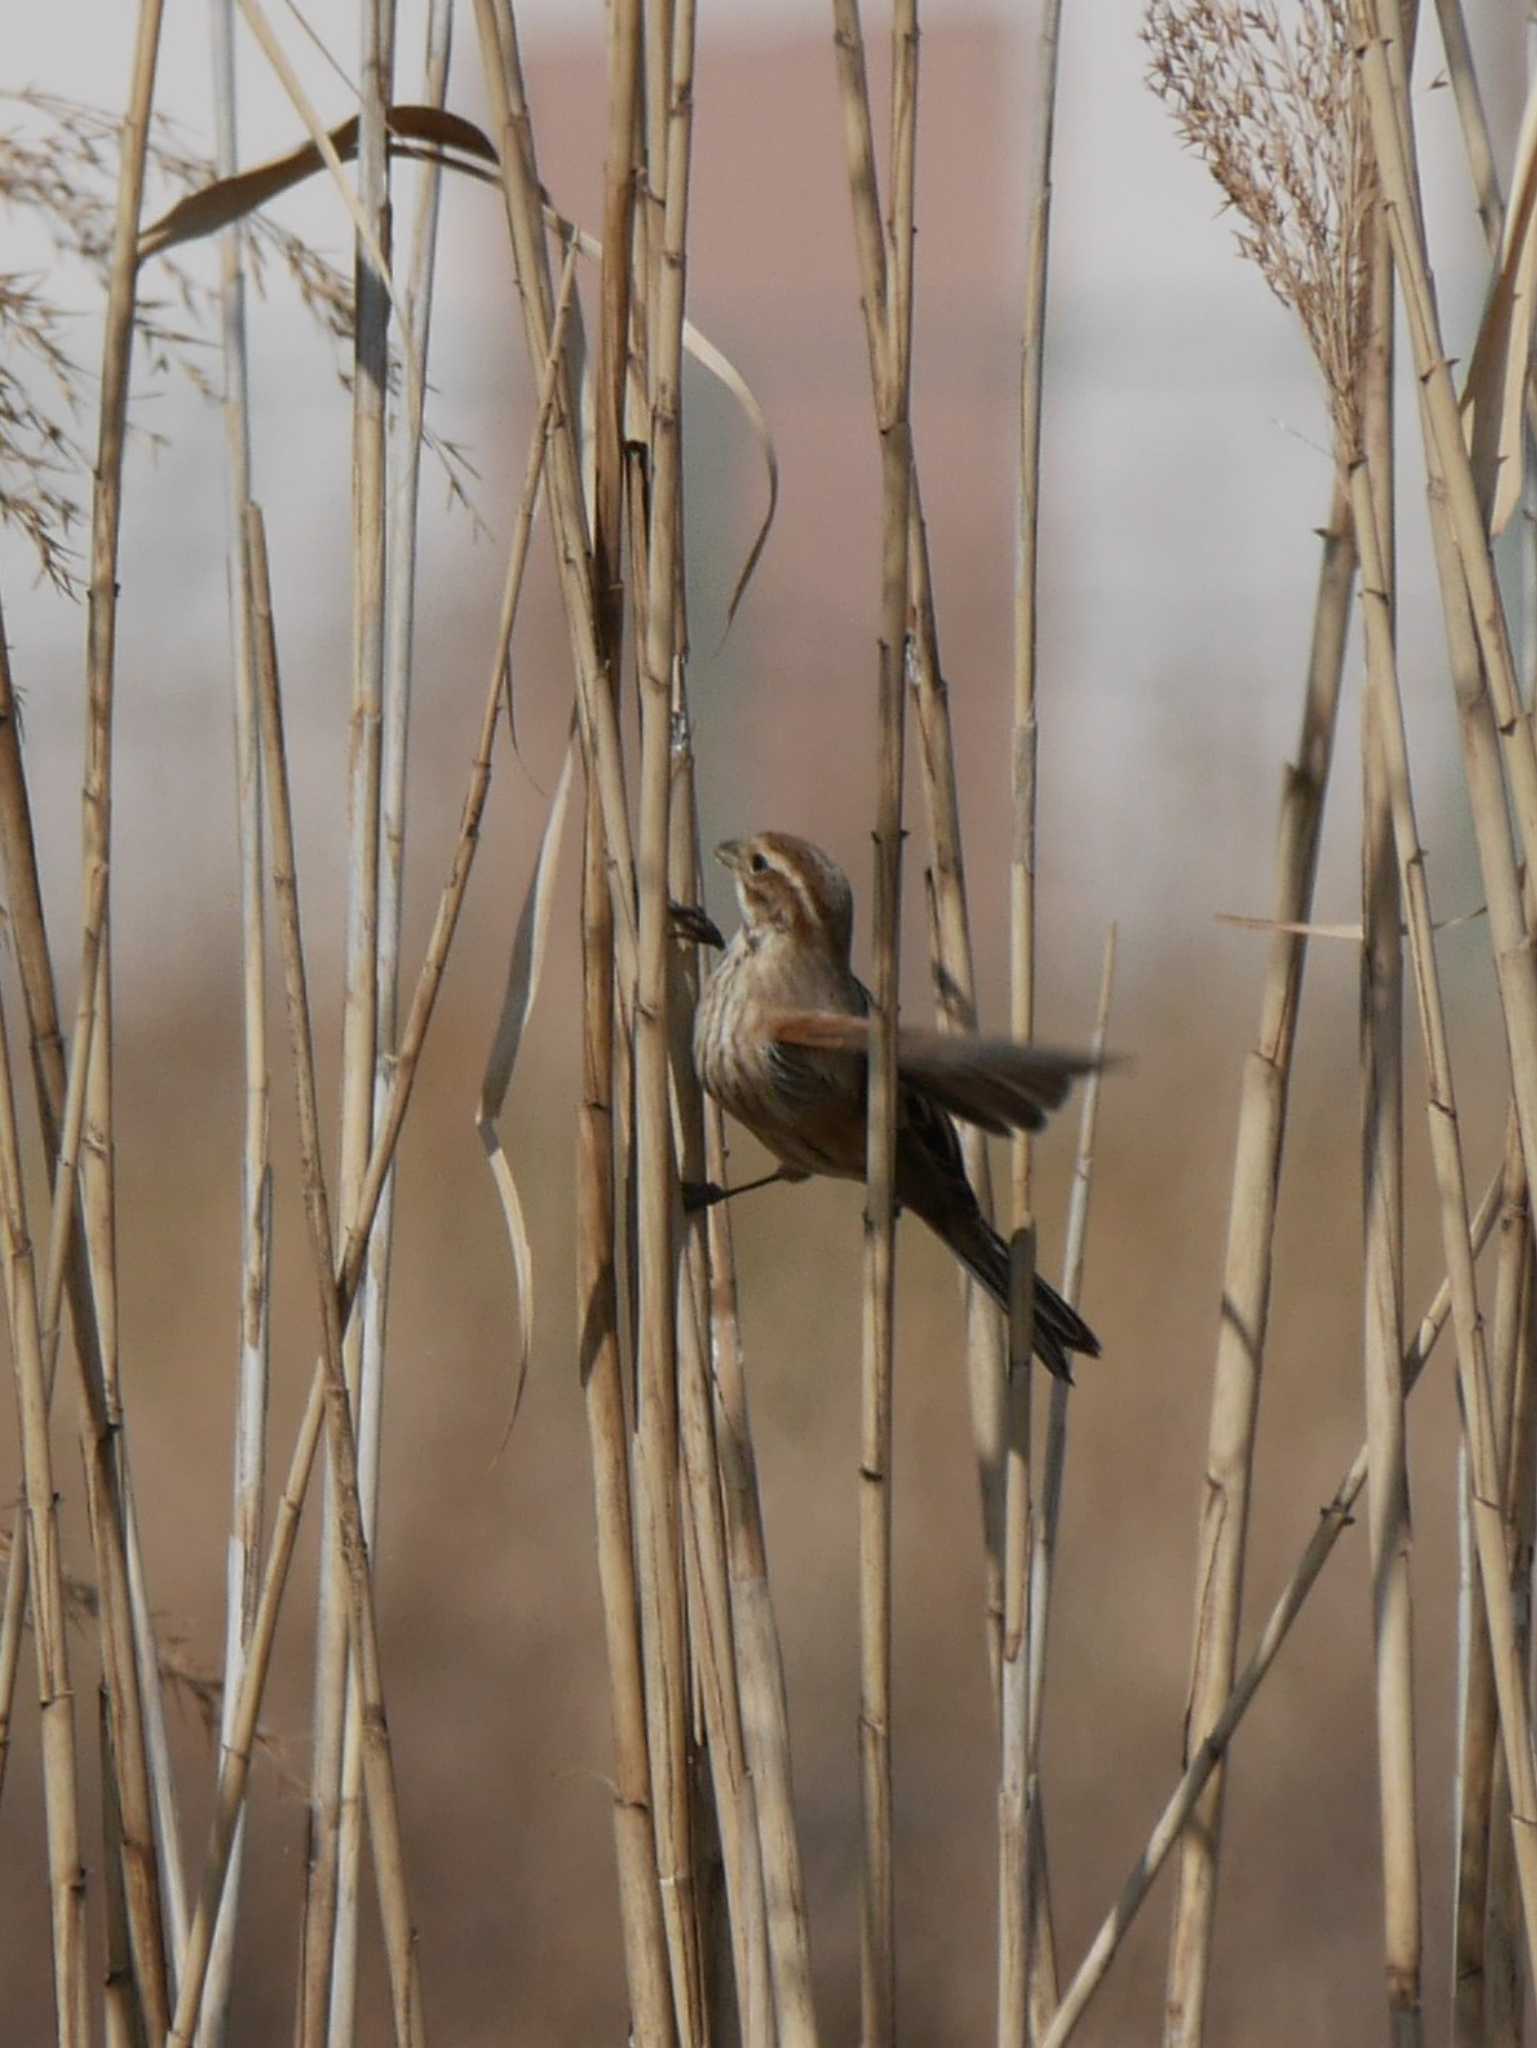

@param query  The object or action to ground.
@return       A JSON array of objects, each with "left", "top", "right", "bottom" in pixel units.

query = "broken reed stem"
[
  {"left": 1164, "top": 471, "right": 1353, "bottom": 2045},
  {"left": 1045, "top": 1158, "right": 1505, "bottom": 2044},
  {"left": 201, "top": 0, "right": 269, "bottom": 2033},
  {"left": 0, "top": 962, "right": 87, "bottom": 2046},
  {"left": 298, "top": 2, "right": 395, "bottom": 2033},
  {"left": 76, "top": 3, "right": 172, "bottom": 2028},
  {"left": 1358, "top": 185, "right": 1421, "bottom": 2047},
  {"left": 632, "top": 1, "right": 706, "bottom": 2036}
]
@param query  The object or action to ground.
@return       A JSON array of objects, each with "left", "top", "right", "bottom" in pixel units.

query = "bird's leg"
[{"left": 681, "top": 1165, "right": 805, "bottom": 1215}]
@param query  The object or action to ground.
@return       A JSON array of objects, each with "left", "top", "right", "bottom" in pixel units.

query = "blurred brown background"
[{"left": 2, "top": 3, "right": 1532, "bottom": 2040}]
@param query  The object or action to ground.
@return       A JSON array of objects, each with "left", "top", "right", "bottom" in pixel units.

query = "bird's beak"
[{"left": 714, "top": 838, "right": 745, "bottom": 873}]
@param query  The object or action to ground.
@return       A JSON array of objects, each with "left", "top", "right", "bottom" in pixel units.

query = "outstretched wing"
[{"left": 767, "top": 1009, "right": 1104, "bottom": 1136}]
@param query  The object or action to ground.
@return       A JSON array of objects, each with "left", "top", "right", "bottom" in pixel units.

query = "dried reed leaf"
[
  {"left": 477, "top": 727, "right": 578, "bottom": 1427},
  {"left": 139, "top": 103, "right": 779, "bottom": 629}
]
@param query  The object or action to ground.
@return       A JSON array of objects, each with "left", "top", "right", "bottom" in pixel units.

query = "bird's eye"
[{"left": 749, "top": 851, "right": 768, "bottom": 874}]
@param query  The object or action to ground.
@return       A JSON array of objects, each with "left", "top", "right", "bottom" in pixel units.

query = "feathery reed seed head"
[{"left": 1143, "top": 0, "right": 1375, "bottom": 450}]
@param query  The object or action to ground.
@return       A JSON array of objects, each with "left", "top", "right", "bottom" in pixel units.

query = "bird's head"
[{"left": 715, "top": 832, "right": 854, "bottom": 959}]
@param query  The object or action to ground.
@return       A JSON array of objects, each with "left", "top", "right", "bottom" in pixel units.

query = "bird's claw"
[{"left": 681, "top": 1178, "right": 727, "bottom": 1215}]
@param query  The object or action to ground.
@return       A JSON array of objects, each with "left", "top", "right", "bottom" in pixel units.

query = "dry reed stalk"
[
  {"left": 1432, "top": 0, "right": 1502, "bottom": 246},
  {"left": 668, "top": 756, "right": 779, "bottom": 2048},
  {"left": 580, "top": 771, "right": 679, "bottom": 2048},
  {"left": 0, "top": 854, "right": 105, "bottom": 1802},
  {"left": 200, "top": 2, "right": 270, "bottom": 2035},
  {"left": 1043, "top": 1158, "right": 1505, "bottom": 2043},
  {"left": 1348, "top": 438, "right": 1537, "bottom": 1974},
  {"left": 574, "top": 25, "right": 671, "bottom": 2022},
  {"left": 171, "top": 357, "right": 575, "bottom": 2021},
  {"left": 331, "top": 13, "right": 453, "bottom": 2036},
  {"left": 700, "top": 1095, "right": 821, "bottom": 2048},
  {"left": 99, "top": 1687, "right": 140, "bottom": 2048},
  {"left": 1161, "top": 473, "right": 1353, "bottom": 2042},
  {"left": 627, "top": 3, "right": 707, "bottom": 2036},
  {"left": 1358, "top": 186, "right": 1421, "bottom": 2046},
  {"left": 998, "top": 1225, "right": 1037, "bottom": 2048},
  {"left": 1352, "top": 5, "right": 1537, "bottom": 984},
  {"left": 1018, "top": 924, "right": 1117, "bottom": 2042},
  {"left": 1486, "top": 1225, "right": 1537, "bottom": 2045},
  {"left": 1007, "top": 5, "right": 1068, "bottom": 2031},
  {"left": 1142, "top": 11, "right": 1364, "bottom": 2029},
  {"left": 246, "top": 506, "right": 426, "bottom": 2048},
  {"left": 907, "top": 495, "right": 1009, "bottom": 1688},
  {"left": 594, "top": 0, "right": 639, "bottom": 668},
  {"left": 71, "top": 4, "right": 172, "bottom": 2028},
  {"left": 0, "top": 946, "right": 87, "bottom": 2046},
  {"left": 827, "top": 5, "right": 918, "bottom": 2037},
  {"left": 172, "top": 276, "right": 575, "bottom": 2016},
  {"left": 469, "top": 0, "right": 640, "bottom": 991},
  {"left": 1455, "top": 1113, "right": 1530, "bottom": 2043},
  {"left": 297, "top": 4, "right": 395, "bottom": 2031}
]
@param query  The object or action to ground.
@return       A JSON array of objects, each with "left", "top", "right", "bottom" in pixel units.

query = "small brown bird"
[{"left": 693, "top": 830, "right": 1101, "bottom": 1380}]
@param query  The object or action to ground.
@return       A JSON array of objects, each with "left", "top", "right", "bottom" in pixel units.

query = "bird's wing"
[{"left": 767, "top": 1010, "right": 1104, "bottom": 1136}]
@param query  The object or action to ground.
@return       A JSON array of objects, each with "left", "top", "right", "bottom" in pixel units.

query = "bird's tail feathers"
[{"left": 931, "top": 1207, "right": 1100, "bottom": 1383}]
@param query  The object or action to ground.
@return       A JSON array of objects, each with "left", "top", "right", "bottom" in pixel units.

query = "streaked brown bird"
[{"left": 693, "top": 830, "right": 1102, "bottom": 1381}]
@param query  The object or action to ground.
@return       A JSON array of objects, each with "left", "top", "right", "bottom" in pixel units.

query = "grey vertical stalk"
[
  {"left": 1358, "top": 192, "right": 1421, "bottom": 2048},
  {"left": 78, "top": 4, "right": 172, "bottom": 2033},
  {"left": 202, "top": 1, "right": 268, "bottom": 2036},
  {"left": 298, "top": 0, "right": 395, "bottom": 2037},
  {"left": 635, "top": 0, "right": 705, "bottom": 2037},
  {"left": 1006, "top": 1, "right": 1067, "bottom": 2035},
  {"left": 1163, "top": 478, "right": 1353, "bottom": 2046}
]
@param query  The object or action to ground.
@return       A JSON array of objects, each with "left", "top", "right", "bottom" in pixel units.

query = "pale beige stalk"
[
  {"left": 1358, "top": 190, "right": 1421, "bottom": 2048},
  {"left": 299, "top": 3, "right": 395, "bottom": 2031},
  {"left": 828, "top": 6, "right": 918, "bottom": 2039},
  {"left": 632, "top": 1, "right": 706, "bottom": 2035},
  {"left": 0, "top": 966, "right": 86, "bottom": 2047},
  {"left": 75, "top": 3, "right": 172, "bottom": 2027},
  {"left": 201, "top": 1, "right": 269, "bottom": 2034}
]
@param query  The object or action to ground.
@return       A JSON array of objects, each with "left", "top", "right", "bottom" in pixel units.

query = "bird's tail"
[{"left": 925, "top": 1204, "right": 1100, "bottom": 1383}]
